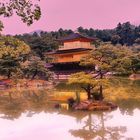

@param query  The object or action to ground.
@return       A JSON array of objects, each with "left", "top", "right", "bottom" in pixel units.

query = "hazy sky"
[{"left": 1, "top": 0, "right": 140, "bottom": 35}]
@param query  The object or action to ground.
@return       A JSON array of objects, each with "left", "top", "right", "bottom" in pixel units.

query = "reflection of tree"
[
  {"left": 69, "top": 112, "right": 133, "bottom": 140},
  {"left": 117, "top": 99, "right": 140, "bottom": 116},
  {"left": 105, "top": 79, "right": 140, "bottom": 115},
  {"left": 0, "top": 97, "right": 26, "bottom": 120},
  {"left": 0, "top": 89, "right": 55, "bottom": 120}
]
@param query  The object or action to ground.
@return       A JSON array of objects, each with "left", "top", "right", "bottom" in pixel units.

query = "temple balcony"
[
  {"left": 58, "top": 45, "right": 95, "bottom": 50},
  {"left": 50, "top": 58, "right": 79, "bottom": 64}
]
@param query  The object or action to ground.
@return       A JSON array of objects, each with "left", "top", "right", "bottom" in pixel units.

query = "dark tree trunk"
[
  {"left": 132, "top": 67, "right": 136, "bottom": 74},
  {"left": 7, "top": 70, "right": 11, "bottom": 79},
  {"left": 99, "top": 85, "right": 104, "bottom": 100},
  {"left": 82, "top": 84, "right": 92, "bottom": 100},
  {"left": 87, "top": 91, "right": 92, "bottom": 100},
  {"left": 99, "top": 71, "right": 104, "bottom": 101},
  {"left": 31, "top": 69, "right": 38, "bottom": 80},
  {"left": 87, "top": 84, "right": 92, "bottom": 100}
]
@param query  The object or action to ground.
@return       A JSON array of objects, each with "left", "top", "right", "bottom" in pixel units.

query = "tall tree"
[
  {"left": 68, "top": 72, "right": 97, "bottom": 100},
  {"left": 116, "top": 22, "right": 135, "bottom": 45},
  {"left": 80, "top": 43, "right": 135, "bottom": 100},
  {"left": 22, "top": 55, "right": 51, "bottom": 80},
  {"left": 68, "top": 72, "right": 108, "bottom": 100},
  {"left": 0, "top": 36, "right": 30, "bottom": 78},
  {"left": 111, "top": 35, "right": 121, "bottom": 45},
  {"left": 15, "top": 32, "right": 59, "bottom": 59}
]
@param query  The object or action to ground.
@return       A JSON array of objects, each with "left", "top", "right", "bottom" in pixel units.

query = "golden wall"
[
  {"left": 59, "top": 41, "right": 93, "bottom": 50},
  {"left": 53, "top": 51, "right": 90, "bottom": 63}
]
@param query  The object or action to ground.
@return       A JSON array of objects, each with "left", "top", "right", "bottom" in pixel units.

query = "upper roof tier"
[{"left": 57, "top": 32, "right": 96, "bottom": 42}]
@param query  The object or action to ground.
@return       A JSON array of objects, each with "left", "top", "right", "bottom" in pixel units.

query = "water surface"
[{"left": 0, "top": 78, "right": 139, "bottom": 140}]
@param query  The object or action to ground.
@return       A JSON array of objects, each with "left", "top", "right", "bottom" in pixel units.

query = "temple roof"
[
  {"left": 57, "top": 32, "right": 96, "bottom": 42},
  {"left": 47, "top": 48, "right": 92, "bottom": 55}
]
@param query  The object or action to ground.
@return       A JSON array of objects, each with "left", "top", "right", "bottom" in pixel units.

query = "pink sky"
[{"left": 1, "top": 0, "right": 140, "bottom": 35}]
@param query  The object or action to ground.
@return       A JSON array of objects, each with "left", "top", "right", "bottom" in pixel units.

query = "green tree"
[
  {"left": 130, "top": 53, "right": 140, "bottom": 73},
  {"left": 68, "top": 72, "right": 96, "bottom": 100},
  {"left": 135, "top": 38, "right": 140, "bottom": 45},
  {"left": 116, "top": 22, "right": 135, "bottom": 45},
  {"left": 111, "top": 35, "right": 121, "bottom": 45},
  {"left": 68, "top": 72, "right": 108, "bottom": 100},
  {"left": 22, "top": 55, "right": 51, "bottom": 80},
  {"left": 0, "top": 36, "right": 30, "bottom": 78},
  {"left": 0, "top": 21, "right": 4, "bottom": 32},
  {"left": 80, "top": 43, "right": 135, "bottom": 100},
  {"left": 16, "top": 32, "right": 59, "bottom": 59}
]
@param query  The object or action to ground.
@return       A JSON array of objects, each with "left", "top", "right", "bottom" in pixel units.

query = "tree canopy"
[
  {"left": 22, "top": 55, "right": 52, "bottom": 80},
  {"left": 15, "top": 32, "right": 60, "bottom": 59},
  {"left": 68, "top": 72, "right": 109, "bottom": 100},
  {"left": 0, "top": 35, "right": 51, "bottom": 80},
  {"left": 81, "top": 43, "right": 138, "bottom": 74},
  {"left": 77, "top": 22, "right": 140, "bottom": 46},
  {"left": 77, "top": 43, "right": 140, "bottom": 100},
  {"left": 0, "top": 36, "right": 30, "bottom": 78},
  {"left": 0, "top": 0, "right": 41, "bottom": 26},
  {"left": 14, "top": 22, "right": 140, "bottom": 59}
]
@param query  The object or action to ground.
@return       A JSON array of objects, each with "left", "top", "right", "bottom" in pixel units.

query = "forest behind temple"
[{"left": 14, "top": 22, "right": 140, "bottom": 58}]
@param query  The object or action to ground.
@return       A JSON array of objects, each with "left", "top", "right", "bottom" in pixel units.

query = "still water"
[{"left": 0, "top": 78, "right": 140, "bottom": 140}]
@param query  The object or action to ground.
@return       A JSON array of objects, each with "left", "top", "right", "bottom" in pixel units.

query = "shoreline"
[{"left": 0, "top": 79, "right": 53, "bottom": 90}]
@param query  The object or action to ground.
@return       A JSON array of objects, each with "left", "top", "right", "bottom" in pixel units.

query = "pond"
[{"left": 0, "top": 78, "right": 139, "bottom": 140}]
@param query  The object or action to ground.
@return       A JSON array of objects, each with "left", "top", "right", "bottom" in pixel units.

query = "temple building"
[{"left": 47, "top": 32, "right": 96, "bottom": 79}]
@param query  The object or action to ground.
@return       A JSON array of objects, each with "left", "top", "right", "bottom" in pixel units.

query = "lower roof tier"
[
  {"left": 47, "top": 62, "right": 94, "bottom": 71},
  {"left": 47, "top": 48, "right": 92, "bottom": 55}
]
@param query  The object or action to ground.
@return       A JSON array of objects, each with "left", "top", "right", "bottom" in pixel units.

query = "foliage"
[
  {"left": 130, "top": 53, "right": 140, "bottom": 73},
  {"left": 0, "top": 36, "right": 30, "bottom": 78},
  {"left": 15, "top": 29, "right": 73, "bottom": 59},
  {"left": 68, "top": 72, "right": 109, "bottom": 100},
  {"left": 0, "top": 36, "right": 30, "bottom": 58},
  {"left": 0, "top": 35, "right": 51, "bottom": 80},
  {"left": 81, "top": 43, "right": 137, "bottom": 74},
  {"left": 111, "top": 35, "right": 121, "bottom": 45},
  {"left": 135, "top": 38, "right": 140, "bottom": 44},
  {"left": 17, "top": 22, "right": 139, "bottom": 47},
  {"left": 68, "top": 72, "right": 96, "bottom": 100},
  {"left": 0, "top": 0, "right": 41, "bottom": 26},
  {"left": 77, "top": 22, "right": 138, "bottom": 46},
  {"left": 15, "top": 32, "right": 59, "bottom": 59},
  {"left": 22, "top": 55, "right": 52, "bottom": 80},
  {"left": 14, "top": 22, "right": 140, "bottom": 60},
  {"left": 0, "top": 21, "right": 4, "bottom": 32},
  {"left": 80, "top": 43, "right": 140, "bottom": 100},
  {"left": 68, "top": 72, "right": 96, "bottom": 86}
]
